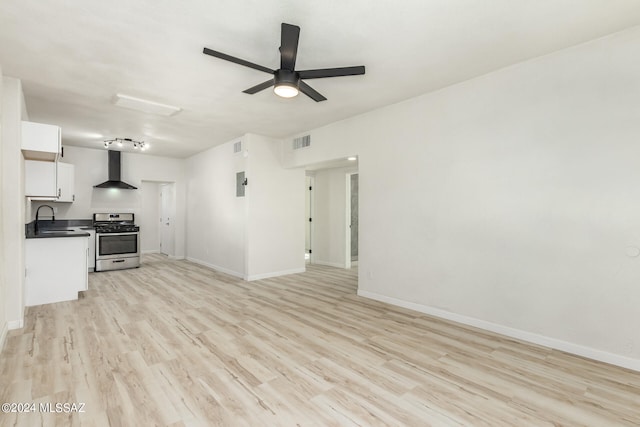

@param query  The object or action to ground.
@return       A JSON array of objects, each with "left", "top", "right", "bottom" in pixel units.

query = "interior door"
[{"left": 160, "top": 184, "right": 175, "bottom": 256}]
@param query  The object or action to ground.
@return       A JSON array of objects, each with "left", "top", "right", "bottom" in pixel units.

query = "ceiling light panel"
[{"left": 113, "top": 94, "right": 181, "bottom": 117}]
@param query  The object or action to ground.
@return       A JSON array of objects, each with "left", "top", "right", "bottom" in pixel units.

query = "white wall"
[
  {"left": 245, "top": 134, "right": 305, "bottom": 280},
  {"left": 281, "top": 26, "right": 640, "bottom": 370},
  {"left": 185, "top": 134, "right": 305, "bottom": 280},
  {"left": 0, "top": 66, "right": 6, "bottom": 350},
  {"left": 30, "top": 145, "right": 186, "bottom": 258},
  {"left": 1, "top": 77, "right": 27, "bottom": 334},
  {"left": 139, "top": 181, "right": 160, "bottom": 253},
  {"left": 312, "top": 166, "right": 357, "bottom": 268},
  {"left": 185, "top": 137, "right": 247, "bottom": 277}
]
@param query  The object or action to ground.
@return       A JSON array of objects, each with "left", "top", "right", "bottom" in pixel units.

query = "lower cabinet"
[{"left": 25, "top": 236, "right": 88, "bottom": 306}]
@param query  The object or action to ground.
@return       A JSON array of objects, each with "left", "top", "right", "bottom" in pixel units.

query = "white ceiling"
[{"left": 1, "top": 1, "right": 640, "bottom": 159}]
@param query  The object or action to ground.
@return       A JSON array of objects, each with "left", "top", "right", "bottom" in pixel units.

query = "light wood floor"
[{"left": 1, "top": 254, "right": 639, "bottom": 426}]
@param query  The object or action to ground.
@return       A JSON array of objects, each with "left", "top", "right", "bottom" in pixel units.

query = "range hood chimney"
[{"left": 94, "top": 150, "right": 137, "bottom": 190}]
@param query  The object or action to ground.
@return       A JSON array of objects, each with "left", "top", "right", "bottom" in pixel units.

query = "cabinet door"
[
  {"left": 25, "top": 160, "right": 57, "bottom": 198},
  {"left": 25, "top": 237, "right": 87, "bottom": 306},
  {"left": 21, "top": 121, "right": 61, "bottom": 161},
  {"left": 88, "top": 230, "right": 96, "bottom": 270},
  {"left": 82, "top": 236, "right": 89, "bottom": 290},
  {"left": 57, "top": 162, "right": 75, "bottom": 202}
]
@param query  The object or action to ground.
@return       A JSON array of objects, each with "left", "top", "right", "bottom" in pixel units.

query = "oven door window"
[{"left": 99, "top": 234, "right": 138, "bottom": 256}]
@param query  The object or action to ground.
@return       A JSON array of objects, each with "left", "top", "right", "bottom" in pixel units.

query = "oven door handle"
[{"left": 96, "top": 232, "right": 139, "bottom": 237}]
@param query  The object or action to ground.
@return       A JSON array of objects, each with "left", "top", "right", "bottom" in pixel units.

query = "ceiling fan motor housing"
[{"left": 274, "top": 69, "right": 300, "bottom": 89}]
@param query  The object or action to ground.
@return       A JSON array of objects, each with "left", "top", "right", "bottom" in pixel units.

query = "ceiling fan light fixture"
[
  {"left": 273, "top": 69, "right": 300, "bottom": 98},
  {"left": 274, "top": 83, "right": 299, "bottom": 98}
]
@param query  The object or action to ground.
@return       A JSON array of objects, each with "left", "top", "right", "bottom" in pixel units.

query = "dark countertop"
[{"left": 25, "top": 219, "right": 93, "bottom": 239}]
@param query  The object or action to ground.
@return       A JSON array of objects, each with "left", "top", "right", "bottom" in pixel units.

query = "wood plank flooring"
[{"left": 1, "top": 254, "right": 640, "bottom": 426}]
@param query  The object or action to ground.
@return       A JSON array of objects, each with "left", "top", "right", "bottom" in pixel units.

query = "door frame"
[
  {"left": 305, "top": 174, "right": 315, "bottom": 264},
  {"left": 345, "top": 172, "right": 358, "bottom": 270}
]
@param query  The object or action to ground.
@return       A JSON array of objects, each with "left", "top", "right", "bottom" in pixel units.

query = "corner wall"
[
  {"left": 184, "top": 134, "right": 305, "bottom": 281},
  {"left": 1, "top": 76, "right": 27, "bottom": 334},
  {"left": 0, "top": 66, "right": 6, "bottom": 351},
  {"left": 281, "top": 26, "right": 640, "bottom": 370},
  {"left": 139, "top": 181, "right": 160, "bottom": 253},
  {"left": 245, "top": 134, "right": 305, "bottom": 280},
  {"left": 185, "top": 137, "right": 247, "bottom": 277}
]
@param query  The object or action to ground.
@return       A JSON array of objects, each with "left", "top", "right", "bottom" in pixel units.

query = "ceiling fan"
[{"left": 203, "top": 23, "right": 365, "bottom": 102}]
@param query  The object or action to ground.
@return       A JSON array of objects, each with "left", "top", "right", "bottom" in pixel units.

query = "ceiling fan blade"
[
  {"left": 243, "top": 79, "right": 275, "bottom": 94},
  {"left": 299, "top": 81, "right": 327, "bottom": 102},
  {"left": 203, "top": 47, "right": 274, "bottom": 74},
  {"left": 280, "top": 23, "right": 300, "bottom": 71},
  {"left": 298, "top": 66, "right": 365, "bottom": 79}
]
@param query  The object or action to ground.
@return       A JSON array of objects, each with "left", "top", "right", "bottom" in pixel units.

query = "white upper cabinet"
[
  {"left": 21, "top": 121, "right": 61, "bottom": 161},
  {"left": 25, "top": 161, "right": 75, "bottom": 202},
  {"left": 56, "top": 162, "right": 75, "bottom": 202},
  {"left": 24, "top": 160, "right": 57, "bottom": 198}
]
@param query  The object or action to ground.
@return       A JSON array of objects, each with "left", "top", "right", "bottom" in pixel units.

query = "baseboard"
[
  {"left": 0, "top": 322, "right": 8, "bottom": 354},
  {"left": 246, "top": 267, "right": 306, "bottom": 281},
  {"left": 3, "top": 319, "right": 26, "bottom": 353},
  {"left": 141, "top": 251, "right": 184, "bottom": 260},
  {"left": 357, "top": 290, "right": 640, "bottom": 373},
  {"left": 7, "top": 319, "right": 23, "bottom": 330},
  {"left": 186, "top": 257, "right": 244, "bottom": 279},
  {"left": 313, "top": 260, "right": 345, "bottom": 269}
]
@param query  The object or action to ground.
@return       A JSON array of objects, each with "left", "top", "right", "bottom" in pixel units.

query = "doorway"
[
  {"left": 160, "top": 183, "right": 175, "bottom": 257},
  {"left": 303, "top": 159, "right": 358, "bottom": 271}
]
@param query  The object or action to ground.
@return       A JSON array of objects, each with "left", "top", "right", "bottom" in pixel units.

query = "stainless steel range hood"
[{"left": 94, "top": 150, "right": 137, "bottom": 190}]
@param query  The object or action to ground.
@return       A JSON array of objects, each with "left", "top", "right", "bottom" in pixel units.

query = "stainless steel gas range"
[{"left": 94, "top": 213, "right": 140, "bottom": 272}]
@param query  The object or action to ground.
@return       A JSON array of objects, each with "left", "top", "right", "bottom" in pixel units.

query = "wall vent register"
[
  {"left": 233, "top": 141, "right": 242, "bottom": 153},
  {"left": 293, "top": 135, "right": 311, "bottom": 150}
]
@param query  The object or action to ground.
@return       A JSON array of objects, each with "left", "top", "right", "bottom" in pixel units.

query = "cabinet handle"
[
  {"left": 58, "top": 188, "right": 61, "bottom": 197},
  {"left": 112, "top": 260, "right": 125, "bottom": 263},
  {"left": 72, "top": 195, "right": 75, "bottom": 202}
]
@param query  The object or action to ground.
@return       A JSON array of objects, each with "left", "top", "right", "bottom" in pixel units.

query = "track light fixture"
[{"left": 103, "top": 138, "right": 148, "bottom": 151}]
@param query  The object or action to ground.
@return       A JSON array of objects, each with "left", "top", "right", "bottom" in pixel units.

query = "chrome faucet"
[{"left": 35, "top": 204, "right": 55, "bottom": 234}]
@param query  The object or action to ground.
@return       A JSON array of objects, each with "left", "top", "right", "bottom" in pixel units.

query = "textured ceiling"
[{"left": 1, "top": 1, "right": 640, "bottom": 158}]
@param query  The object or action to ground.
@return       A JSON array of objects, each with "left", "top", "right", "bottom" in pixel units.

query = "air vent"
[
  {"left": 233, "top": 141, "right": 242, "bottom": 153},
  {"left": 293, "top": 135, "right": 311, "bottom": 150}
]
